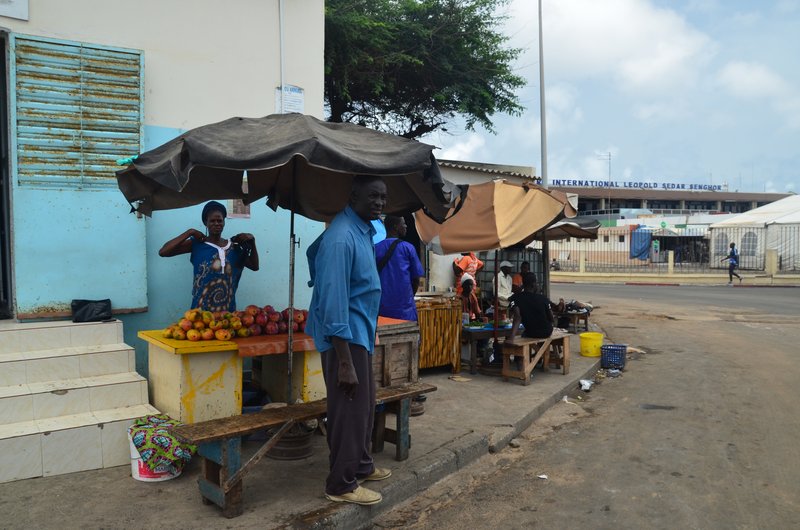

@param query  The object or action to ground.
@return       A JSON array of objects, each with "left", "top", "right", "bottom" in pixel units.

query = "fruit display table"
[
  {"left": 248, "top": 317, "right": 420, "bottom": 403},
  {"left": 140, "top": 318, "right": 421, "bottom": 423},
  {"left": 138, "top": 330, "right": 242, "bottom": 424},
  {"left": 242, "top": 332, "right": 325, "bottom": 404}
]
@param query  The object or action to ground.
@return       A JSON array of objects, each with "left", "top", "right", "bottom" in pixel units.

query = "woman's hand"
[
  {"left": 233, "top": 233, "right": 259, "bottom": 271},
  {"left": 189, "top": 229, "right": 206, "bottom": 242},
  {"left": 233, "top": 233, "right": 255, "bottom": 244},
  {"left": 159, "top": 228, "right": 205, "bottom": 257}
]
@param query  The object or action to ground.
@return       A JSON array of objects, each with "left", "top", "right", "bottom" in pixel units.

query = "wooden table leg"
[
  {"left": 197, "top": 438, "right": 243, "bottom": 518},
  {"left": 372, "top": 407, "right": 387, "bottom": 454},
  {"left": 469, "top": 340, "right": 478, "bottom": 374},
  {"left": 394, "top": 398, "right": 411, "bottom": 461}
]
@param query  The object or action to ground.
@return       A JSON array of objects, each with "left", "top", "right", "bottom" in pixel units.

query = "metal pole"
[
  {"left": 538, "top": 0, "right": 551, "bottom": 299},
  {"left": 279, "top": 0, "right": 286, "bottom": 113},
  {"left": 287, "top": 166, "right": 296, "bottom": 402},
  {"left": 538, "top": 0, "right": 547, "bottom": 189}
]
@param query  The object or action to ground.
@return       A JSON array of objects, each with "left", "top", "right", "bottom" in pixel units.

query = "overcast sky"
[{"left": 423, "top": 0, "right": 800, "bottom": 194}]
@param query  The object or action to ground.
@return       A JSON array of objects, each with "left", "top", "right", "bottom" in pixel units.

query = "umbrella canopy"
[
  {"left": 537, "top": 219, "right": 600, "bottom": 241},
  {"left": 116, "top": 113, "right": 449, "bottom": 221},
  {"left": 414, "top": 180, "right": 577, "bottom": 254}
]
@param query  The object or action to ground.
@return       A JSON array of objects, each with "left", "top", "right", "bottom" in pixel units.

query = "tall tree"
[{"left": 325, "top": 0, "right": 525, "bottom": 139}]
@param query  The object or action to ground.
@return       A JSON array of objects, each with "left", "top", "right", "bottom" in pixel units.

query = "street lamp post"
[{"left": 538, "top": 0, "right": 551, "bottom": 299}]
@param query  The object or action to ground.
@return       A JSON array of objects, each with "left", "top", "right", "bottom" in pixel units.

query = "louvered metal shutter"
[{"left": 12, "top": 35, "right": 143, "bottom": 187}]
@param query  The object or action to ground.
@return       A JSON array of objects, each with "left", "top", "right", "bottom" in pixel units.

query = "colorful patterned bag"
[{"left": 128, "top": 415, "right": 196, "bottom": 474}]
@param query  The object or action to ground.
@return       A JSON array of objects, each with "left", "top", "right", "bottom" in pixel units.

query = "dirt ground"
[{"left": 374, "top": 286, "right": 800, "bottom": 529}]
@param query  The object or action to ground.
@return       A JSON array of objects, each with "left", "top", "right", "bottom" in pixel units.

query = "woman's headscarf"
[{"left": 201, "top": 201, "right": 227, "bottom": 226}]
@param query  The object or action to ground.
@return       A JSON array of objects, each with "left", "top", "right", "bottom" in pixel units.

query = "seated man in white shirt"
[{"left": 496, "top": 260, "right": 514, "bottom": 318}]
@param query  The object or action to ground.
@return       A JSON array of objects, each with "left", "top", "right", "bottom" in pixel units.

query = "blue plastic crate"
[{"left": 601, "top": 344, "right": 627, "bottom": 369}]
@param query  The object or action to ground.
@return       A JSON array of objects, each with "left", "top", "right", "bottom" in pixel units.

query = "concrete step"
[
  {"left": 0, "top": 319, "right": 123, "bottom": 355},
  {"left": 0, "top": 343, "right": 135, "bottom": 386},
  {"left": 0, "top": 403, "right": 160, "bottom": 483},
  {"left": 0, "top": 372, "right": 148, "bottom": 423}
]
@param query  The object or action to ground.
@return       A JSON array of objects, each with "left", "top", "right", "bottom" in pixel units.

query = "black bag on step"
[{"left": 71, "top": 299, "right": 113, "bottom": 323}]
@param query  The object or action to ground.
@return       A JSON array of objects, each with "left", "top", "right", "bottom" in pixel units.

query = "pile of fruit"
[
  {"left": 162, "top": 305, "right": 308, "bottom": 341},
  {"left": 237, "top": 305, "right": 308, "bottom": 337}
]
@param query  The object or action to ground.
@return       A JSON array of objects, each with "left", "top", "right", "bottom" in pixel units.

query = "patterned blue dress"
[{"left": 190, "top": 239, "right": 246, "bottom": 312}]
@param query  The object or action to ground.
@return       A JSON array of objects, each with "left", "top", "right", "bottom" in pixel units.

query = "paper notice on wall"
[
  {"left": 275, "top": 85, "right": 304, "bottom": 114},
  {"left": 0, "top": 0, "right": 29, "bottom": 20}
]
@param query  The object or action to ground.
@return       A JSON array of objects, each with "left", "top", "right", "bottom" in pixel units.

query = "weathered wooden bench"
[
  {"left": 171, "top": 382, "right": 437, "bottom": 518},
  {"left": 501, "top": 331, "right": 572, "bottom": 385}
]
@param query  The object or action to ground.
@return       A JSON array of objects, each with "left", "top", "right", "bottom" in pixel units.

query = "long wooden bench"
[
  {"left": 171, "top": 382, "right": 437, "bottom": 518},
  {"left": 501, "top": 331, "right": 572, "bottom": 385}
]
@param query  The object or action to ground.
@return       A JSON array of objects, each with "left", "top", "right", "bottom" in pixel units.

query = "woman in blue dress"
[{"left": 159, "top": 201, "right": 259, "bottom": 312}]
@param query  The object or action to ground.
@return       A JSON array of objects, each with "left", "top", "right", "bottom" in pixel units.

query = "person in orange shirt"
[
  {"left": 453, "top": 252, "right": 484, "bottom": 295},
  {"left": 512, "top": 261, "right": 529, "bottom": 294}
]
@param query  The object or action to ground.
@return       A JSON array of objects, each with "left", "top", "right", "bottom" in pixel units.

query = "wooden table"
[
  {"left": 501, "top": 331, "right": 572, "bottom": 385},
  {"left": 416, "top": 297, "right": 461, "bottom": 371},
  {"left": 138, "top": 331, "right": 242, "bottom": 423},
  {"left": 461, "top": 326, "right": 514, "bottom": 374},
  {"left": 243, "top": 317, "right": 419, "bottom": 402},
  {"left": 556, "top": 311, "right": 589, "bottom": 332}
]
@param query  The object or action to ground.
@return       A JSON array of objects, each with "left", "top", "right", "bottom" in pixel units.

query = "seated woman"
[
  {"left": 460, "top": 273, "right": 493, "bottom": 363},
  {"left": 459, "top": 273, "right": 482, "bottom": 321},
  {"left": 507, "top": 272, "right": 554, "bottom": 342}
]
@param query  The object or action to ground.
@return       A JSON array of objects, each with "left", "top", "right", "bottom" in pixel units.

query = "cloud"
[
  {"left": 506, "top": 0, "right": 716, "bottom": 94},
  {"left": 716, "top": 61, "right": 800, "bottom": 129},
  {"left": 435, "top": 133, "right": 486, "bottom": 161},
  {"left": 544, "top": 83, "right": 584, "bottom": 133},
  {"left": 716, "top": 61, "right": 789, "bottom": 98},
  {"left": 775, "top": 0, "right": 800, "bottom": 15}
]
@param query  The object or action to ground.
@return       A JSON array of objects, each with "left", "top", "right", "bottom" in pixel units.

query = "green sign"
[{"left": 660, "top": 221, "right": 667, "bottom": 228}]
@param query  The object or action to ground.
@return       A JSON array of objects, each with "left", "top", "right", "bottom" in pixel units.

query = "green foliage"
[{"left": 325, "top": 0, "right": 526, "bottom": 139}]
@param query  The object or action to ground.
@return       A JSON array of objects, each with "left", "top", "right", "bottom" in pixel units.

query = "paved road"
[{"left": 375, "top": 285, "right": 800, "bottom": 529}]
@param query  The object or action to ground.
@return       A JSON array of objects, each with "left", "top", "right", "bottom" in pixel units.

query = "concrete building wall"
[{"left": 2, "top": 0, "right": 325, "bottom": 373}]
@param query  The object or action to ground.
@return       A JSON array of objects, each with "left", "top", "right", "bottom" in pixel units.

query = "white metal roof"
[{"left": 709, "top": 194, "right": 800, "bottom": 228}]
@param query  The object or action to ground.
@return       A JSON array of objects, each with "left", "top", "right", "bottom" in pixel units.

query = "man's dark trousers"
[{"left": 321, "top": 344, "right": 376, "bottom": 495}]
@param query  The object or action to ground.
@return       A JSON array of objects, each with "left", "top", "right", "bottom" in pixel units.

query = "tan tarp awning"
[{"left": 414, "top": 180, "right": 577, "bottom": 254}]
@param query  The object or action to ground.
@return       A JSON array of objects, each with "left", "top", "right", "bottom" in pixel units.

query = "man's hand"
[
  {"left": 331, "top": 337, "right": 358, "bottom": 400},
  {"left": 338, "top": 361, "right": 359, "bottom": 400}
]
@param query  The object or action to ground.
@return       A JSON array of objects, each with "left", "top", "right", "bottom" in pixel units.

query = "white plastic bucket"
[{"left": 128, "top": 433, "right": 181, "bottom": 482}]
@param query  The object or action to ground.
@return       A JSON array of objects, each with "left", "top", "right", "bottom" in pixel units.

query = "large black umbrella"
[
  {"left": 117, "top": 113, "right": 449, "bottom": 220},
  {"left": 116, "top": 113, "right": 449, "bottom": 399}
]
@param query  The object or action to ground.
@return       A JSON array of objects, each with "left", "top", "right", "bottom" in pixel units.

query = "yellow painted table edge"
[{"left": 138, "top": 330, "right": 239, "bottom": 355}]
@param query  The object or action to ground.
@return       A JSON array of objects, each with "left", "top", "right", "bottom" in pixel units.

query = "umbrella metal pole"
[
  {"left": 542, "top": 235, "right": 550, "bottom": 300},
  {"left": 493, "top": 252, "right": 499, "bottom": 339},
  {"left": 287, "top": 211, "right": 295, "bottom": 402}
]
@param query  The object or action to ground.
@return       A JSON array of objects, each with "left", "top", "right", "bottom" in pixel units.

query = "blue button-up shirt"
[{"left": 306, "top": 206, "right": 381, "bottom": 354}]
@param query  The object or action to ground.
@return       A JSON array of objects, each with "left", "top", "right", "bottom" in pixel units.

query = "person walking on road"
[
  {"left": 375, "top": 216, "right": 424, "bottom": 321},
  {"left": 306, "top": 175, "right": 392, "bottom": 506},
  {"left": 721, "top": 242, "right": 742, "bottom": 285}
]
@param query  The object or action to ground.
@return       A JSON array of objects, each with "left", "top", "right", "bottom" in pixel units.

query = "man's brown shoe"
[
  {"left": 358, "top": 467, "right": 392, "bottom": 484},
  {"left": 325, "top": 486, "right": 382, "bottom": 506}
]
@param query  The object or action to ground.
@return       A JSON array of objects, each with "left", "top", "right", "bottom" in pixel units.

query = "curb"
[
  {"left": 296, "top": 360, "right": 600, "bottom": 529},
  {"left": 489, "top": 359, "right": 600, "bottom": 452}
]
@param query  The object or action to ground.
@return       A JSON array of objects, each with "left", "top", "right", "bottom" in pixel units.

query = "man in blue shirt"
[
  {"left": 721, "top": 242, "right": 742, "bottom": 285},
  {"left": 375, "top": 216, "right": 425, "bottom": 321},
  {"left": 306, "top": 175, "right": 391, "bottom": 506}
]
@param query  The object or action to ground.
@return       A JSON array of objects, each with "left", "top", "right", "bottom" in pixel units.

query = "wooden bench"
[
  {"left": 171, "top": 382, "right": 437, "bottom": 518},
  {"left": 501, "top": 331, "right": 572, "bottom": 385}
]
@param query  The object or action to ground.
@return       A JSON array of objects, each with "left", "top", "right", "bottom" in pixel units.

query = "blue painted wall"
[
  {"left": 12, "top": 185, "right": 148, "bottom": 315},
  {"left": 116, "top": 125, "right": 324, "bottom": 375}
]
